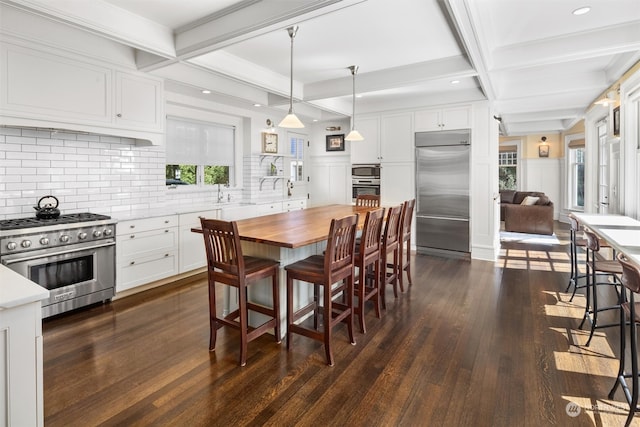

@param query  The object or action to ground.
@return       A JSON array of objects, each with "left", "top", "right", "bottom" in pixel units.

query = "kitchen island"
[
  {"left": 195, "top": 204, "right": 379, "bottom": 339},
  {"left": 0, "top": 264, "right": 49, "bottom": 426}
]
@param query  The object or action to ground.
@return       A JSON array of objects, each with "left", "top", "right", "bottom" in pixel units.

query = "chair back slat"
[
  {"left": 200, "top": 218, "right": 244, "bottom": 276},
  {"left": 618, "top": 252, "right": 640, "bottom": 293},
  {"left": 383, "top": 205, "right": 403, "bottom": 247},
  {"left": 569, "top": 216, "right": 580, "bottom": 232},
  {"left": 355, "top": 195, "right": 380, "bottom": 207},
  {"left": 401, "top": 199, "right": 415, "bottom": 239},
  {"left": 361, "top": 208, "right": 385, "bottom": 257},
  {"left": 325, "top": 214, "right": 359, "bottom": 272}
]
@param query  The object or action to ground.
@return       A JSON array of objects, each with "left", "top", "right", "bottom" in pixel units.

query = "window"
[
  {"left": 165, "top": 117, "right": 235, "bottom": 186},
  {"left": 289, "top": 135, "right": 304, "bottom": 182},
  {"left": 498, "top": 149, "right": 517, "bottom": 190},
  {"left": 569, "top": 146, "right": 585, "bottom": 209}
]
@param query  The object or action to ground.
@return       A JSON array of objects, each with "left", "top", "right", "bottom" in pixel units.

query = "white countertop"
[{"left": 0, "top": 264, "right": 49, "bottom": 309}]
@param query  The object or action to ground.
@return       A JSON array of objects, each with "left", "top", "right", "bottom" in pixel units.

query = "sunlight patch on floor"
[{"left": 497, "top": 248, "right": 572, "bottom": 272}]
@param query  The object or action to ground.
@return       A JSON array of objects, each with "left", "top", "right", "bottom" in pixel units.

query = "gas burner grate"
[{"left": 0, "top": 213, "right": 112, "bottom": 230}]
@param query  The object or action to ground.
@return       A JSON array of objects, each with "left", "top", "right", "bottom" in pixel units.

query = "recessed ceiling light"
[
  {"left": 253, "top": 103, "right": 262, "bottom": 107},
  {"left": 313, "top": 119, "right": 318, "bottom": 122},
  {"left": 572, "top": 6, "right": 591, "bottom": 15},
  {"left": 450, "top": 80, "right": 460, "bottom": 84},
  {"left": 201, "top": 89, "right": 211, "bottom": 94},
  {"left": 356, "top": 94, "right": 363, "bottom": 98}
]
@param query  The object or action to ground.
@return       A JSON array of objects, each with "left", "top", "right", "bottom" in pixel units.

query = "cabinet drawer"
[
  {"left": 116, "top": 251, "right": 178, "bottom": 292},
  {"left": 284, "top": 199, "right": 306, "bottom": 211},
  {"left": 117, "top": 227, "right": 177, "bottom": 258},
  {"left": 257, "top": 202, "right": 283, "bottom": 215},
  {"left": 116, "top": 215, "right": 177, "bottom": 235},
  {"left": 178, "top": 210, "right": 219, "bottom": 227}
]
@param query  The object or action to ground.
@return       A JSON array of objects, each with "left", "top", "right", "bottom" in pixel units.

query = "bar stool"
[
  {"left": 608, "top": 253, "right": 640, "bottom": 427},
  {"left": 353, "top": 207, "right": 385, "bottom": 333},
  {"left": 398, "top": 199, "right": 415, "bottom": 290},
  {"left": 578, "top": 229, "right": 622, "bottom": 346},
  {"left": 200, "top": 218, "right": 281, "bottom": 366},
  {"left": 355, "top": 194, "right": 380, "bottom": 207},
  {"left": 566, "top": 215, "right": 589, "bottom": 301},
  {"left": 285, "top": 214, "right": 359, "bottom": 366},
  {"left": 381, "top": 205, "right": 403, "bottom": 309}
]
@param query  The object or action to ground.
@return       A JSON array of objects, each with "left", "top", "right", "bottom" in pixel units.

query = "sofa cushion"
[
  {"left": 520, "top": 196, "right": 539, "bottom": 206},
  {"left": 513, "top": 191, "right": 545, "bottom": 205},
  {"left": 536, "top": 195, "right": 550, "bottom": 206},
  {"left": 500, "top": 190, "right": 516, "bottom": 204}
]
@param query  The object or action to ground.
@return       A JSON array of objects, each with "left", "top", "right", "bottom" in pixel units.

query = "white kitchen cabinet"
[
  {"left": 381, "top": 162, "right": 415, "bottom": 206},
  {"left": 0, "top": 266, "right": 48, "bottom": 427},
  {"left": 178, "top": 209, "right": 219, "bottom": 274},
  {"left": 116, "top": 215, "right": 178, "bottom": 292},
  {"left": 0, "top": 43, "right": 112, "bottom": 125},
  {"left": 309, "top": 163, "right": 351, "bottom": 207},
  {"left": 380, "top": 113, "right": 414, "bottom": 162},
  {"left": 115, "top": 71, "right": 164, "bottom": 132},
  {"left": 284, "top": 199, "right": 307, "bottom": 211},
  {"left": 257, "top": 202, "right": 283, "bottom": 216},
  {"left": 0, "top": 42, "right": 164, "bottom": 138},
  {"left": 221, "top": 204, "right": 259, "bottom": 220},
  {"left": 415, "top": 106, "right": 470, "bottom": 131},
  {"left": 350, "top": 116, "right": 381, "bottom": 164}
]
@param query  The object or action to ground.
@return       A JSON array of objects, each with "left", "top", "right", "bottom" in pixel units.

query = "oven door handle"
[{"left": 1, "top": 241, "right": 115, "bottom": 265}]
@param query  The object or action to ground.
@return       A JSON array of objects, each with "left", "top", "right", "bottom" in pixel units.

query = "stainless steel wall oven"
[
  {"left": 352, "top": 163, "right": 381, "bottom": 201},
  {"left": 0, "top": 213, "right": 116, "bottom": 318}
]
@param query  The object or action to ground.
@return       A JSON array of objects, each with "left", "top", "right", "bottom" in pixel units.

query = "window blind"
[
  {"left": 568, "top": 138, "right": 585, "bottom": 148},
  {"left": 166, "top": 117, "right": 235, "bottom": 165}
]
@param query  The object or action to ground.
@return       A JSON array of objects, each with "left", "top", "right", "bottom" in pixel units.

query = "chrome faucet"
[{"left": 217, "top": 183, "right": 224, "bottom": 203}]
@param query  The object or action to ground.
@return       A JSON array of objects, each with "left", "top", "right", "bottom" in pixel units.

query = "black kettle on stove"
[{"left": 34, "top": 195, "right": 61, "bottom": 219}]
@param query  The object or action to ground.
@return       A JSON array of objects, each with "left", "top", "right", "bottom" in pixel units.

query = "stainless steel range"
[{"left": 0, "top": 213, "right": 116, "bottom": 318}]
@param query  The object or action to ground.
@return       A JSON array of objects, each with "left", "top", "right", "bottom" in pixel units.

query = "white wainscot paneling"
[{"left": 521, "top": 158, "right": 562, "bottom": 219}]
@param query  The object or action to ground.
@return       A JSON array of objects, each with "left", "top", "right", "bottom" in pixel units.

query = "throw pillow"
[{"left": 520, "top": 196, "right": 539, "bottom": 206}]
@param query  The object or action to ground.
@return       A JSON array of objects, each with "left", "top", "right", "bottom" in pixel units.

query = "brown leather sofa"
[{"left": 500, "top": 190, "right": 554, "bottom": 235}]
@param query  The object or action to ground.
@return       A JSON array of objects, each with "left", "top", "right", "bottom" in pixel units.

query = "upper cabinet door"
[
  {"left": 115, "top": 71, "right": 163, "bottom": 132},
  {"left": 415, "top": 106, "right": 470, "bottom": 131},
  {"left": 380, "top": 113, "right": 413, "bottom": 162},
  {"left": 350, "top": 116, "right": 380, "bottom": 164},
  {"left": 0, "top": 43, "right": 112, "bottom": 124}
]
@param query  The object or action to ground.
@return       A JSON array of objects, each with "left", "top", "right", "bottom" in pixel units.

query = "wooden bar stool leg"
[
  {"left": 287, "top": 275, "right": 294, "bottom": 351},
  {"left": 239, "top": 287, "right": 249, "bottom": 366},
  {"left": 323, "top": 283, "right": 334, "bottom": 366},
  {"left": 272, "top": 274, "right": 281, "bottom": 343},
  {"left": 208, "top": 281, "right": 217, "bottom": 351}
]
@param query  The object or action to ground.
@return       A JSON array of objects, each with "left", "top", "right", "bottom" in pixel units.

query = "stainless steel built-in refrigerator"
[{"left": 415, "top": 130, "right": 470, "bottom": 256}]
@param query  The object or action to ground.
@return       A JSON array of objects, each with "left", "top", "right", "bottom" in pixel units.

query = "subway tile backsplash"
[{"left": 0, "top": 126, "right": 273, "bottom": 220}]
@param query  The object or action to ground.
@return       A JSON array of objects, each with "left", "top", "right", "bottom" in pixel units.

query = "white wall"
[{"left": 520, "top": 158, "right": 562, "bottom": 220}]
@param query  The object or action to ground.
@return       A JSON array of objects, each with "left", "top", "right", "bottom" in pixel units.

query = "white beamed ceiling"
[{"left": 1, "top": 0, "right": 639, "bottom": 135}]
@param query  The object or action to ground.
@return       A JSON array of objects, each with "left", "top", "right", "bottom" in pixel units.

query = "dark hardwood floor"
[{"left": 43, "top": 223, "right": 634, "bottom": 426}]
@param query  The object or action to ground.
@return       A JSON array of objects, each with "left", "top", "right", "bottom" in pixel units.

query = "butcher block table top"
[{"left": 193, "top": 204, "right": 379, "bottom": 249}]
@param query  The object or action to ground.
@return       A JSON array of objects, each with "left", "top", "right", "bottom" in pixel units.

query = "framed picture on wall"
[
  {"left": 538, "top": 145, "right": 549, "bottom": 158},
  {"left": 613, "top": 106, "right": 620, "bottom": 136},
  {"left": 326, "top": 134, "right": 345, "bottom": 151}
]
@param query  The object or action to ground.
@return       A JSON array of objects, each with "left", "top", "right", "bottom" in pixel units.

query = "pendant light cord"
[{"left": 287, "top": 26, "right": 298, "bottom": 115}]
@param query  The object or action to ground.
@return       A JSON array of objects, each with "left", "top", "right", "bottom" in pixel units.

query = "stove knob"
[
  {"left": 93, "top": 230, "right": 102, "bottom": 238},
  {"left": 60, "top": 235, "right": 70, "bottom": 243},
  {"left": 40, "top": 237, "right": 50, "bottom": 245},
  {"left": 6, "top": 242, "right": 17, "bottom": 251},
  {"left": 21, "top": 240, "right": 32, "bottom": 248},
  {"left": 103, "top": 228, "right": 113, "bottom": 236},
  {"left": 78, "top": 232, "right": 88, "bottom": 240}
]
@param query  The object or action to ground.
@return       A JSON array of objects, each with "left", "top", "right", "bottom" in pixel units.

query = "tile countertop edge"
[
  {"left": 110, "top": 198, "right": 307, "bottom": 222},
  {"left": 0, "top": 264, "right": 49, "bottom": 309}
]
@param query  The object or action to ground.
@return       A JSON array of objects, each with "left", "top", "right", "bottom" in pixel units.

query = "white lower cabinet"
[
  {"left": 284, "top": 199, "right": 307, "bottom": 211},
  {"left": 116, "top": 215, "right": 178, "bottom": 292},
  {"left": 178, "top": 210, "right": 219, "bottom": 273},
  {"left": 257, "top": 202, "right": 283, "bottom": 216}
]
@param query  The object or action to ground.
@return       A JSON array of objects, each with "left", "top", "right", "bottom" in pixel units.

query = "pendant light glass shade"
[
  {"left": 279, "top": 26, "right": 304, "bottom": 129},
  {"left": 344, "top": 65, "right": 363, "bottom": 141}
]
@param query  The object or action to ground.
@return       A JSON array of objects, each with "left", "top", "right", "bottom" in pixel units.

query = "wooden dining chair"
[
  {"left": 578, "top": 229, "right": 622, "bottom": 346},
  {"left": 200, "top": 218, "right": 281, "bottom": 366},
  {"left": 353, "top": 207, "right": 385, "bottom": 333},
  {"left": 355, "top": 194, "right": 380, "bottom": 207},
  {"left": 398, "top": 199, "right": 415, "bottom": 290},
  {"left": 609, "top": 252, "right": 640, "bottom": 427},
  {"left": 380, "top": 205, "right": 403, "bottom": 309},
  {"left": 285, "top": 214, "right": 359, "bottom": 366}
]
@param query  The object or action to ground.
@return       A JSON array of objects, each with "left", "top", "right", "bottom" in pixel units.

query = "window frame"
[{"left": 163, "top": 105, "right": 243, "bottom": 191}]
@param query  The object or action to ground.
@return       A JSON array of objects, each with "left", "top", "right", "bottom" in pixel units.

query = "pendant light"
[
  {"left": 345, "top": 65, "right": 364, "bottom": 141},
  {"left": 279, "top": 26, "right": 304, "bottom": 128}
]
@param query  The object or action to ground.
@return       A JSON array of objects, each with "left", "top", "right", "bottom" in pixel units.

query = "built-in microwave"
[{"left": 352, "top": 163, "right": 381, "bottom": 179}]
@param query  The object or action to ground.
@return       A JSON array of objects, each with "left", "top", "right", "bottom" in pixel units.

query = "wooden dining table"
[{"left": 193, "top": 204, "right": 383, "bottom": 338}]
